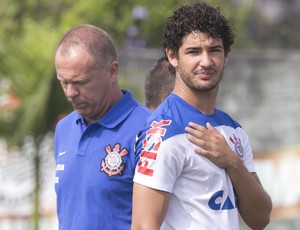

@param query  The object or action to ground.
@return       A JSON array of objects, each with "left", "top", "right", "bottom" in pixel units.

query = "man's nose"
[
  {"left": 65, "top": 84, "right": 79, "bottom": 98},
  {"left": 200, "top": 52, "right": 213, "bottom": 67}
]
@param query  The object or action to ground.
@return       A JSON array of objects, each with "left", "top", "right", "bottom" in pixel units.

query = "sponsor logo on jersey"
[
  {"left": 137, "top": 120, "right": 172, "bottom": 176},
  {"left": 58, "top": 151, "right": 67, "bottom": 157},
  {"left": 101, "top": 143, "right": 128, "bottom": 177},
  {"left": 56, "top": 164, "right": 64, "bottom": 171},
  {"left": 229, "top": 134, "right": 244, "bottom": 157},
  {"left": 208, "top": 190, "right": 238, "bottom": 210}
]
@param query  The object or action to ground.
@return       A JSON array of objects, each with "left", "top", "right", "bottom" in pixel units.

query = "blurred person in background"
[
  {"left": 132, "top": 2, "right": 272, "bottom": 230},
  {"left": 54, "top": 24, "right": 150, "bottom": 229},
  {"left": 144, "top": 57, "right": 175, "bottom": 111}
]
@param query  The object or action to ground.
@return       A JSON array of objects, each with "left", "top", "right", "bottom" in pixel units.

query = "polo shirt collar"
[{"left": 75, "top": 90, "right": 138, "bottom": 128}]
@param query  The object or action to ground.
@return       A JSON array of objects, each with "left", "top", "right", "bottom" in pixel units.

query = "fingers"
[
  {"left": 185, "top": 124, "right": 210, "bottom": 155},
  {"left": 187, "top": 122, "right": 216, "bottom": 134},
  {"left": 186, "top": 133, "right": 207, "bottom": 149},
  {"left": 185, "top": 121, "right": 234, "bottom": 169},
  {"left": 185, "top": 133, "right": 210, "bottom": 157},
  {"left": 187, "top": 122, "right": 207, "bottom": 132},
  {"left": 206, "top": 122, "right": 214, "bottom": 132},
  {"left": 185, "top": 122, "right": 208, "bottom": 137},
  {"left": 185, "top": 121, "right": 224, "bottom": 153},
  {"left": 193, "top": 146, "right": 210, "bottom": 157}
]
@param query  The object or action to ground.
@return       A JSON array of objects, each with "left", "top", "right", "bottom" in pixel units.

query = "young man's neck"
[{"left": 173, "top": 87, "right": 218, "bottom": 115}]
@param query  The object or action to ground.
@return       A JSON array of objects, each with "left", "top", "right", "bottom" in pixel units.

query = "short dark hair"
[
  {"left": 162, "top": 1, "right": 235, "bottom": 56},
  {"left": 144, "top": 57, "right": 175, "bottom": 110}
]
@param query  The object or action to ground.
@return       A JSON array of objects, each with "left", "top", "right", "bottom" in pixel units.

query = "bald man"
[{"left": 54, "top": 24, "right": 150, "bottom": 230}]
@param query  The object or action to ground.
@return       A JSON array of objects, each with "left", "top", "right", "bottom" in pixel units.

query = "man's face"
[
  {"left": 171, "top": 31, "right": 228, "bottom": 93},
  {"left": 55, "top": 45, "right": 112, "bottom": 123}
]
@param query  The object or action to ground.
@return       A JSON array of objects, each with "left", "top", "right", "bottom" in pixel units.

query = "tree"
[
  {"left": 1, "top": 0, "right": 300, "bottom": 229},
  {"left": 0, "top": 2, "right": 71, "bottom": 229}
]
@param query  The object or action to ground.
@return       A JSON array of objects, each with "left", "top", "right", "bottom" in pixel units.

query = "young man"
[
  {"left": 144, "top": 57, "right": 175, "bottom": 111},
  {"left": 54, "top": 24, "right": 150, "bottom": 229},
  {"left": 132, "top": 2, "right": 272, "bottom": 230}
]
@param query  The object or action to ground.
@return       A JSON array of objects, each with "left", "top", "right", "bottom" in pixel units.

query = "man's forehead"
[
  {"left": 180, "top": 32, "right": 223, "bottom": 49},
  {"left": 57, "top": 44, "right": 85, "bottom": 57},
  {"left": 184, "top": 31, "right": 222, "bottom": 43}
]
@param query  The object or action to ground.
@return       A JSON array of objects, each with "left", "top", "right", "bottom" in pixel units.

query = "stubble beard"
[{"left": 178, "top": 66, "right": 224, "bottom": 93}]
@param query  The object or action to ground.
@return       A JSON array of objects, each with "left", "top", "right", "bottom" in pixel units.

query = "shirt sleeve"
[
  {"left": 134, "top": 119, "right": 187, "bottom": 192},
  {"left": 238, "top": 127, "right": 256, "bottom": 173}
]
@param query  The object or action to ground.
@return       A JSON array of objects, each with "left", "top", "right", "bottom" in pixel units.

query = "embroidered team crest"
[
  {"left": 101, "top": 144, "right": 128, "bottom": 177},
  {"left": 229, "top": 134, "right": 244, "bottom": 157}
]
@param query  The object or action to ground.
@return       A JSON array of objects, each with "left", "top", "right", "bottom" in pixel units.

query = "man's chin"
[{"left": 74, "top": 108, "right": 87, "bottom": 116}]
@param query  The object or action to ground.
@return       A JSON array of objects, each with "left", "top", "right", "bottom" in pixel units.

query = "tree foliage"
[
  {"left": 0, "top": 1, "right": 298, "bottom": 228},
  {"left": 0, "top": 0, "right": 300, "bottom": 143}
]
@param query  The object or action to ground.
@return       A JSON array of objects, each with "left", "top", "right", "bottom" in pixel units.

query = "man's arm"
[
  {"left": 185, "top": 122, "right": 272, "bottom": 230},
  {"left": 131, "top": 183, "right": 170, "bottom": 230}
]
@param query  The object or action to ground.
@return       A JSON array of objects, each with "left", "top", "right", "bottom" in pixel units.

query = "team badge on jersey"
[
  {"left": 229, "top": 134, "right": 244, "bottom": 157},
  {"left": 101, "top": 144, "right": 128, "bottom": 177}
]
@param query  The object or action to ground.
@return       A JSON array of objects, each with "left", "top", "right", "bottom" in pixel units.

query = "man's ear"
[
  {"left": 166, "top": 48, "right": 178, "bottom": 68},
  {"left": 224, "top": 53, "right": 230, "bottom": 66},
  {"left": 109, "top": 60, "right": 119, "bottom": 81}
]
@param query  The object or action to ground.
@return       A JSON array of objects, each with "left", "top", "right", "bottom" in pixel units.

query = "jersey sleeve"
[
  {"left": 133, "top": 119, "right": 188, "bottom": 193},
  {"left": 238, "top": 127, "right": 256, "bottom": 173}
]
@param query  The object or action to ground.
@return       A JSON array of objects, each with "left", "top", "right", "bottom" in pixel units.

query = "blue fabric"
[
  {"left": 54, "top": 90, "right": 150, "bottom": 230},
  {"left": 150, "top": 93, "right": 241, "bottom": 132}
]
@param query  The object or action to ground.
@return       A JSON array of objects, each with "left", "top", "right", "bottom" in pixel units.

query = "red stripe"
[
  {"left": 141, "top": 150, "right": 157, "bottom": 160},
  {"left": 137, "top": 166, "right": 154, "bottom": 176}
]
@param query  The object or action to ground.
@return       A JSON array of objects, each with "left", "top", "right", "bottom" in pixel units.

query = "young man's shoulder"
[{"left": 215, "top": 108, "right": 242, "bottom": 129}]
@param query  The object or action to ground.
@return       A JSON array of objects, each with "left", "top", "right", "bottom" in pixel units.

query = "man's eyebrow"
[
  {"left": 185, "top": 47, "right": 201, "bottom": 51},
  {"left": 210, "top": 44, "right": 223, "bottom": 49},
  {"left": 186, "top": 45, "right": 223, "bottom": 51}
]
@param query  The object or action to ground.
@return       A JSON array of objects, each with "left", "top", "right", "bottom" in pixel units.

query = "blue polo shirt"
[{"left": 54, "top": 90, "right": 150, "bottom": 230}]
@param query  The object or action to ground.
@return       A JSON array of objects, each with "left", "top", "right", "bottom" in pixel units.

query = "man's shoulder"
[
  {"left": 129, "top": 103, "right": 151, "bottom": 122},
  {"left": 134, "top": 103, "right": 151, "bottom": 115},
  {"left": 143, "top": 112, "right": 185, "bottom": 143},
  {"left": 122, "top": 89, "right": 151, "bottom": 117},
  {"left": 56, "top": 111, "right": 78, "bottom": 127},
  {"left": 215, "top": 109, "right": 242, "bottom": 128}
]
